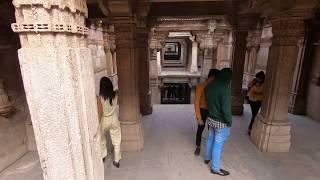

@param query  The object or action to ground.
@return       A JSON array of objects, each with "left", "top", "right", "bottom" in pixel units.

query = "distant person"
[
  {"left": 247, "top": 71, "right": 265, "bottom": 135},
  {"left": 194, "top": 69, "right": 219, "bottom": 156},
  {"left": 172, "top": 85, "right": 177, "bottom": 100},
  {"left": 167, "top": 85, "right": 172, "bottom": 100},
  {"left": 178, "top": 84, "right": 183, "bottom": 100},
  {"left": 205, "top": 68, "right": 232, "bottom": 176},
  {"left": 97, "top": 77, "right": 121, "bottom": 168}
]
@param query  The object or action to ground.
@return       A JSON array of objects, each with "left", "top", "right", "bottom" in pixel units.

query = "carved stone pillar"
[
  {"left": 149, "top": 31, "right": 166, "bottom": 104},
  {"left": 198, "top": 33, "right": 216, "bottom": 80},
  {"left": 103, "top": 28, "right": 114, "bottom": 76},
  {"left": 251, "top": 16, "right": 305, "bottom": 152},
  {"left": 88, "top": 22, "right": 106, "bottom": 73},
  {"left": 231, "top": 30, "right": 248, "bottom": 115},
  {"left": 11, "top": 0, "right": 104, "bottom": 179},
  {"left": 137, "top": 27, "right": 152, "bottom": 115},
  {"left": 230, "top": 15, "right": 258, "bottom": 115},
  {"left": 149, "top": 49, "right": 161, "bottom": 104},
  {"left": 243, "top": 29, "right": 262, "bottom": 86},
  {"left": 202, "top": 48, "right": 214, "bottom": 77},
  {"left": 114, "top": 21, "right": 144, "bottom": 151},
  {"left": 289, "top": 20, "right": 314, "bottom": 115},
  {"left": 190, "top": 39, "right": 199, "bottom": 73}
]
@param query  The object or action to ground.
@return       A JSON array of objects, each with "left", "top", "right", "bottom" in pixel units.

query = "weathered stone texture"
[
  {"left": 12, "top": 0, "right": 104, "bottom": 179},
  {"left": 115, "top": 22, "right": 144, "bottom": 151},
  {"left": 251, "top": 16, "right": 305, "bottom": 152}
]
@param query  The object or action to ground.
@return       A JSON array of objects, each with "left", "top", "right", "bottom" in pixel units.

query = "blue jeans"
[{"left": 205, "top": 127, "right": 230, "bottom": 171}]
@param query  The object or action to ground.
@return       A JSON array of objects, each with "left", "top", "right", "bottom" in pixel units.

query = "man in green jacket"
[{"left": 205, "top": 68, "right": 232, "bottom": 176}]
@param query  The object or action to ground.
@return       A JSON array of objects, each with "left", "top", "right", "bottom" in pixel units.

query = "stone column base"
[
  {"left": 250, "top": 114, "right": 291, "bottom": 152},
  {"left": 121, "top": 120, "right": 144, "bottom": 151}
]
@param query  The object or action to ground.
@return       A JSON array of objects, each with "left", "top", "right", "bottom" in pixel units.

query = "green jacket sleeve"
[{"left": 220, "top": 88, "right": 232, "bottom": 127}]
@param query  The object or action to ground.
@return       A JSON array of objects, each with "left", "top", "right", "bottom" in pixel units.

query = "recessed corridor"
[{"left": 1, "top": 105, "right": 320, "bottom": 180}]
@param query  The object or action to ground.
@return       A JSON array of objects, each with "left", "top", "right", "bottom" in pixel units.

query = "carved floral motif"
[{"left": 271, "top": 18, "right": 304, "bottom": 46}]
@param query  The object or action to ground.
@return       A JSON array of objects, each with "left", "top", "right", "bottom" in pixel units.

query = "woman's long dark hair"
[{"left": 99, "top": 77, "right": 116, "bottom": 105}]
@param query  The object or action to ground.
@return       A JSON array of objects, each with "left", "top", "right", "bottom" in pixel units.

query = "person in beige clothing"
[{"left": 97, "top": 77, "right": 121, "bottom": 168}]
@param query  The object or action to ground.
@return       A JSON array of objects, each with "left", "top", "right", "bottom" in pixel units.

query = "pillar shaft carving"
[
  {"left": 88, "top": 22, "right": 107, "bottom": 74},
  {"left": 216, "top": 32, "right": 233, "bottom": 69},
  {"left": 231, "top": 30, "right": 248, "bottom": 115},
  {"left": 230, "top": 15, "right": 258, "bottom": 115},
  {"left": 137, "top": 27, "right": 152, "bottom": 115},
  {"left": 197, "top": 33, "right": 218, "bottom": 79},
  {"left": 114, "top": 21, "right": 144, "bottom": 151},
  {"left": 244, "top": 28, "right": 262, "bottom": 86},
  {"left": 190, "top": 36, "right": 199, "bottom": 73},
  {"left": 251, "top": 16, "right": 305, "bottom": 152},
  {"left": 11, "top": 1, "right": 104, "bottom": 179},
  {"left": 103, "top": 26, "right": 116, "bottom": 75}
]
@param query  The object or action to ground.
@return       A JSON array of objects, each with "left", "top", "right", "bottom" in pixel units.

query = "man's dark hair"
[{"left": 208, "top": 69, "right": 220, "bottom": 78}]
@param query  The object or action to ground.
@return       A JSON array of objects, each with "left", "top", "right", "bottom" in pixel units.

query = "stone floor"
[{"left": 1, "top": 105, "right": 320, "bottom": 180}]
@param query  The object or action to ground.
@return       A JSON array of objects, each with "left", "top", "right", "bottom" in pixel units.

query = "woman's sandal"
[{"left": 211, "top": 169, "right": 230, "bottom": 176}]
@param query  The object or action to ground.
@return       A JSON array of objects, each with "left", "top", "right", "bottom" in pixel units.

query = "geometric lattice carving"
[{"left": 11, "top": 23, "right": 88, "bottom": 35}]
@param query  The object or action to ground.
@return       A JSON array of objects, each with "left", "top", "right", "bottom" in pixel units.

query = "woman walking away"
[
  {"left": 97, "top": 77, "right": 121, "bottom": 168},
  {"left": 247, "top": 71, "right": 265, "bottom": 136}
]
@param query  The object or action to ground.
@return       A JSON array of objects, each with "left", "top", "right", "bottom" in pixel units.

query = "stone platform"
[{"left": 1, "top": 105, "right": 320, "bottom": 180}]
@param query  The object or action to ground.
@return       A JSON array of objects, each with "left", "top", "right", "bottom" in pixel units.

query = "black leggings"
[
  {"left": 196, "top": 108, "right": 208, "bottom": 147},
  {"left": 248, "top": 100, "right": 262, "bottom": 131}
]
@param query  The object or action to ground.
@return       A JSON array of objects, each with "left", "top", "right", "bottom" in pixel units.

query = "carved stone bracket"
[{"left": 196, "top": 33, "right": 217, "bottom": 50}]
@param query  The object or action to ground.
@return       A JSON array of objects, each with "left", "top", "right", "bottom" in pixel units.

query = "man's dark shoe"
[
  {"left": 211, "top": 169, "right": 230, "bottom": 176},
  {"left": 113, "top": 161, "right": 120, "bottom": 168},
  {"left": 194, "top": 147, "right": 201, "bottom": 156},
  {"left": 204, "top": 160, "right": 210, "bottom": 164}
]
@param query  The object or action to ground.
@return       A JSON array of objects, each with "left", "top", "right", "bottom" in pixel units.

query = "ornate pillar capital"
[
  {"left": 269, "top": 16, "right": 305, "bottom": 46},
  {"left": 246, "top": 29, "right": 262, "bottom": 49},
  {"left": 149, "top": 30, "right": 168, "bottom": 50},
  {"left": 196, "top": 33, "right": 218, "bottom": 50},
  {"left": 102, "top": 24, "right": 116, "bottom": 52}
]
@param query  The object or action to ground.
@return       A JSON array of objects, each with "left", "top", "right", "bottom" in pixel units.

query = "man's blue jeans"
[{"left": 205, "top": 127, "right": 230, "bottom": 172}]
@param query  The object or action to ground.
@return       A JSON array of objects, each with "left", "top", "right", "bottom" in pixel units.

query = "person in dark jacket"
[
  {"left": 205, "top": 68, "right": 232, "bottom": 176},
  {"left": 194, "top": 69, "right": 220, "bottom": 156}
]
